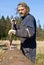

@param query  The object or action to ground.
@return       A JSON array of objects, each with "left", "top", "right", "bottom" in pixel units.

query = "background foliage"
[{"left": 0, "top": 16, "right": 44, "bottom": 40}]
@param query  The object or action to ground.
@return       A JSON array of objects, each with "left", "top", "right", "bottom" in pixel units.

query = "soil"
[{"left": 1, "top": 48, "right": 33, "bottom": 65}]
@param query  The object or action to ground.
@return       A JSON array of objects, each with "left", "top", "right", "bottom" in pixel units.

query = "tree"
[
  {"left": 5, "top": 16, "right": 11, "bottom": 37},
  {"left": 37, "top": 19, "right": 42, "bottom": 30},
  {"left": 0, "top": 16, "right": 6, "bottom": 39},
  {"left": 36, "top": 19, "right": 44, "bottom": 40}
]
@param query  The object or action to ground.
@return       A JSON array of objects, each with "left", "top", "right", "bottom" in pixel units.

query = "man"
[{"left": 8, "top": 2, "right": 36, "bottom": 64}]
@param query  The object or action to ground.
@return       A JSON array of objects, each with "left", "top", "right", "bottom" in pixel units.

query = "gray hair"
[{"left": 17, "top": 2, "right": 30, "bottom": 12}]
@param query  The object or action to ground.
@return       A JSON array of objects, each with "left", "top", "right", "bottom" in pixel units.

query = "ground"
[
  {"left": 0, "top": 46, "right": 33, "bottom": 65},
  {"left": 0, "top": 40, "right": 44, "bottom": 54},
  {"left": 0, "top": 40, "right": 44, "bottom": 65}
]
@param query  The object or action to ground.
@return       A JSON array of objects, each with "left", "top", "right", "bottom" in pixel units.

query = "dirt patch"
[{"left": 1, "top": 48, "right": 33, "bottom": 65}]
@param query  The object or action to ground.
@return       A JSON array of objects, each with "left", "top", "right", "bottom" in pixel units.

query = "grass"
[
  {"left": 0, "top": 49, "right": 44, "bottom": 65},
  {"left": 0, "top": 40, "right": 44, "bottom": 65},
  {"left": 35, "top": 54, "right": 44, "bottom": 65}
]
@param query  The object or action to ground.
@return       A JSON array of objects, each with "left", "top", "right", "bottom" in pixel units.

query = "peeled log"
[{"left": 1, "top": 48, "right": 33, "bottom": 65}]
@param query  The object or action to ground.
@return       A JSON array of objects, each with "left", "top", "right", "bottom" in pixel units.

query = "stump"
[{"left": 1, "top": 48, "right": 33, "bottom": 65}]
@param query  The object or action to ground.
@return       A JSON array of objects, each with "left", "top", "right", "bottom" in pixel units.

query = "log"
[{"left": 1, "top": 48, "right": 33, "bottom": 65}]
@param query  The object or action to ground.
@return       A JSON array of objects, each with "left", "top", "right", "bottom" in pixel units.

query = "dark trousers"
[{"left": 20, "top": 47, "right": 36, "bottom": 64}]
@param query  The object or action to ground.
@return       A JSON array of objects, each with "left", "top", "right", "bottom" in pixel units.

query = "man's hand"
[{"left": 8, "top": 29, "right": 16, "bottom": 35}]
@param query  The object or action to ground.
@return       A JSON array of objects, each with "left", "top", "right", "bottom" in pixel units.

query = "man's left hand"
[{"left": 8, "top": 29, "right": 16, "bottom": 35}]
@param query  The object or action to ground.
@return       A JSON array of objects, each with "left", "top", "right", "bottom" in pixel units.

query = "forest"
[{"left": 0, "top": 16, "right": 44, "bottom": 41}]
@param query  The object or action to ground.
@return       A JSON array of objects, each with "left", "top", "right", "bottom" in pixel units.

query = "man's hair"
[{"left": 17, "top": 2, "right": 30, "bottom": 13}]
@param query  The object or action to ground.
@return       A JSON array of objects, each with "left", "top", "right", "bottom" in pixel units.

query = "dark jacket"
[{"left": 16, "top": 13, "right": 36, "bottom": 49}]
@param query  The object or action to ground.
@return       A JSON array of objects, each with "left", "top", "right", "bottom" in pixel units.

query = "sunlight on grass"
[{"left": 35, "top": 54, "right": 44, "bottom": 65}]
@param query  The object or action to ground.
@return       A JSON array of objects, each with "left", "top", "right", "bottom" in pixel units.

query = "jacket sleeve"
[
  {"left": 16, "top": 17, "right": 36, "bottom": 38},
  {"left": 16, "top": 26, "right": 28, "bottom": 38},
  {"left": 26, "top": 18, "right": 36, "bottom": 37}
]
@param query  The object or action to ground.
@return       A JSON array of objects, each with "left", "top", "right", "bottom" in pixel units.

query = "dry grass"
[
  {"left": 0, "top": 40, "right": 44, "bottom": 65},
  {"left": 0, "top": 40, "right": 44, "bottom": 54}
]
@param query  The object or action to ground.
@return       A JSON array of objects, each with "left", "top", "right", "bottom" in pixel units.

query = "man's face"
[{"left": 17, "top": 5, "right": 27, "bottom": 17}]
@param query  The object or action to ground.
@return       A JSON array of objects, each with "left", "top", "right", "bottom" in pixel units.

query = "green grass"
[{"left": 35, "top": 54, "right": 44, "bottom": 65}]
